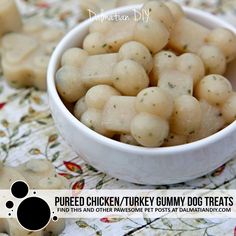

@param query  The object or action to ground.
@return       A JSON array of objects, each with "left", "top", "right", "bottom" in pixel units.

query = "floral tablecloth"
[{"left": 1, "top": 0, "right": 236, "bottom": 235}]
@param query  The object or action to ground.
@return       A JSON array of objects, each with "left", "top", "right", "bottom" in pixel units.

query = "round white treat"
[
  {"left": 131, "top": 112, "right": 169, "bottom": 147},
  {"left": 119, "top": 41, "right": 153, "bottom": 73},
  {"left": 112, "top": 60, "right": 149, "bottom": 96},
  {"left": 135, "top": 87, "right": 173, "bottom": 119},
  {"left": 83, "top": 32, "right": 107, "bottom": 55},
  {"left": 206, "top": 28, "right": 236, "bottom": 62},
  {"left": 198, "top": 45, "right": 226, "bottom": 75},
  {"left": 85, "top": 85, "right": 121, "bottom": 109},
  {"left": 61, "top": 48, "right": 88, "bottom": 67},
  {"left": 195, "top": 74, "right": 232, "bottom": 106},
  {"left": 55, "top": 66, "right": 87, "bottom": 103}
]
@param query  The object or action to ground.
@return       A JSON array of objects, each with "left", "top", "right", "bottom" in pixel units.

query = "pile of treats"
[
  {"left": 56, "top": 1, "right": 236, "bottom": 148},
  {"left": 0, "top": 0, "right": 64, "bottom": 90}
]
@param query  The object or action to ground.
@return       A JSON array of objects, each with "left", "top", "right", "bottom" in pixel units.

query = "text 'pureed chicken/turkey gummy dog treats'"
[{"left": 56, "top": 1, "right": 236, "bottom": 148}]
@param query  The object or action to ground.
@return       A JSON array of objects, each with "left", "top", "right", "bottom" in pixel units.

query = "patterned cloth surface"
[{"left": 1, "top": 0, "right": 236, "bottom": 235}]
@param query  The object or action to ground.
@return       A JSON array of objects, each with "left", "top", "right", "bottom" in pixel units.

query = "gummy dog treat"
[
  {"left": 129, "top": 87, "right": 172, "bottom": 147},
  {"left": 0, "top": 159, "right": 68, "bottom": 189},
  {"left": 84, "top": 87, "right": 173, "bottom": 146},
  {"left": 1, "top": 25, "right": 64, "bottom": 90},
  {"left": 169, "top": 14, "right": 236, "bottom": 68},
  {"left": 57, "top": 42, "right": 151, "bottom": 102},
  {"left": 100, "top": 87, "right": 172, "bottom": 147},
  {"left": 57, "top": 52, "right": 119, "bottom": 102},
  {"left": 0, "top": 0, "right": 22, "bottom": 37},
  {"left": 80, "top": 85, "right": 120, "bottom": 137},
  {"left": 0, "top": 159, "right": 68, "bottom": 236},
  {"left": 151, "top": 51, "right": 205, "bottom": 87},
  {"left": 16, "top": 159, "right": 68, "bottom": 189}
]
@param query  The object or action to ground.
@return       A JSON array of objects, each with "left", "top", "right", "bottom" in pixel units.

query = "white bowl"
[{"left": 47, "top": 5, "right": 236, "bottom": 185}]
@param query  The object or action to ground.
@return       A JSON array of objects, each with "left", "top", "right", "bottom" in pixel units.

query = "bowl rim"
[{"left": 47, "top": 4, "right": 236, "bottom": 155}]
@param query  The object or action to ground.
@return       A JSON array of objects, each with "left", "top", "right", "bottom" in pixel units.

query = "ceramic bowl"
[{"left": 47, "top": 5, "right": 236, "bottom": 185}]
